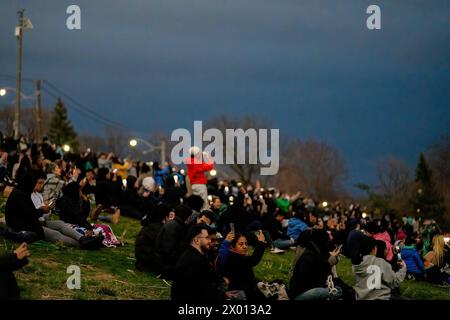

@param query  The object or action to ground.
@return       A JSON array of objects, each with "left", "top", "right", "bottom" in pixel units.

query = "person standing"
[{"left": 184, "top": 147, "right": 214, "bottom": 210}]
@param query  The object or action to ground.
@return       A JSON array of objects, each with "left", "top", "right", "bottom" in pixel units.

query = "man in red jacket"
[{"left": 184, "top": 147, "right": 214, "bottom": 210}]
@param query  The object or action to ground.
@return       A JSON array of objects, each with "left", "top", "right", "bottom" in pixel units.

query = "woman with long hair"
[
  {"left": 221, "top": 232, "right": 266, "bottom": 300},
  {"left": 424, "top": 235, "right": 450, "bottom": 284}
]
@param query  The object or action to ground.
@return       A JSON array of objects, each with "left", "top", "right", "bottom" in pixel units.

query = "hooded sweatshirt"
[
  {"left": 5, "top": 171, "right": 45, "bottom": 239},
  {"left": 352, "top": 255, "right": 406, "bottom": 300}
]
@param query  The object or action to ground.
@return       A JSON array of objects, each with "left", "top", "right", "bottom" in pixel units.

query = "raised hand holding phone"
[
  {"left": 257, "top": 229, "right": 265, "bottom": 242},
  {"left": 229, "top": 222, "right": 235, "bottom": 234}
]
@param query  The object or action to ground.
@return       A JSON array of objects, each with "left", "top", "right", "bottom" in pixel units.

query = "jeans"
[
  {"left": 43, "top": 220, "right": 81, "bottom": 247},
  {"left": 295, "top": 287, "right": 342, "bottom": 300},
  {"left": 272, "top": 238, "right": 295, "bottom": 250}
]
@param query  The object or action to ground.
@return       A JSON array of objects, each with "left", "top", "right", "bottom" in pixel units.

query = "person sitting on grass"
[
  {"left": 221, "top": 231, "right": 267, "bottom": 300},
  {"left": 400, "top": 236, "right": 426, "bottom": 280},
  {"left": 153, "top": 205, "right": 192, "bottom": 280},
  {"left": 135, "top": 204, "right": 172, "bottom": 273},
  {"left": 57, "top": 181, "right": 93, "bottom": 233},
  {"left": 171, "top": 224, "right": 229, "bottom": 301},
  {"left": 42, "top": 161, "right": 67, "bottom": 202},
  {"left": 119, "top": 175, "right": 146, "bottom": 220},
  {"left": 6, "top": 170, "right": 102, "bottom": 249},
  {"left": 352, "top": 236, "right": 406, "bottom": 300},
  {"left": 0, "top": 242, "right": 30, "bottom": 300},
  {"left": 92, "top": 167, "right": 121, "bottom": 224},
  {"left": 272, "top": 211, "right": 309, "bottom": 250},
  {"left": 424, "top": 235, "right": 450, "bottom": 284},
  {"left": 289, "top": 229, "right": 342, "bottom": 300}
]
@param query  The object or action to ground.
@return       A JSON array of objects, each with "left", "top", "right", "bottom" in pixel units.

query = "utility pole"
[
  {"left": 35, "top": 80, "right": 42, "bottom": 142},
  {"left": 14, "top": 9, "right": 24, "bottom": 140}
]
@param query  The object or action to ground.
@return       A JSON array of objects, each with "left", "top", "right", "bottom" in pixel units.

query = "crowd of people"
[{"left": 0, "top": 136, "right": 449, "bottom": 300}]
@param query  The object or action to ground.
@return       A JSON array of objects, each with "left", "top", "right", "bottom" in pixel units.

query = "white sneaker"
[{"left": 270, "top": 247, "right": 286, "bottom": 254}]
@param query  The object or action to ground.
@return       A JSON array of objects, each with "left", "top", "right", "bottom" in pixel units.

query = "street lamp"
[
  {"left": 63, "top": 144, "right": 71, "bottom": 152},
  {"left": 0, "top": 83, "right": 43, "bottom": 142},
  {"left": 0, "top": 87, "right": 34, "bottom": 100},
  {"left": 129, "top": 139, "right": 138, "bottom": 147},
  {"left": 129, "top": 138, "right": 166, "bottom": 165},
  {"left": 322, "top": 201, "right": 328, "bottom": 208}
]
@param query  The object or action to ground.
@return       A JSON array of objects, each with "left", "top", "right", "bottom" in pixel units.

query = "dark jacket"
[
  {"left": 95, "top": 179, "right": 121, "bottom": 208},
  {"left": 135, "top": 222, "right": 164, "bottom": 272},
  {"left": 120, "top": 180, "right": 146, "bottom": 220},
  {"left": 289, "top": 241, "right": 331, "bottom": 298},
  {"left": 0, "top": 253, "right": 28, "bottom": 300},
  {"left": 162, "top": 175, "right": 185, "bottom": 209},
  {"left": 154, "top": 217, "right": 188, "bottom": 278},
  {"left": 57, "top": 182, "right": 92, "bottom": 230},
  {"left": 222, "top": 241, "right": 266, "bottom": 300},
  {"left": 5, "top": 187, "right": 45, "bottom": 240},
  {"left": 345, "top": 229, "right": 365, "bottom": 259},
  {"left": 171, "top": 246, "right": 226, "bottom": 301}
]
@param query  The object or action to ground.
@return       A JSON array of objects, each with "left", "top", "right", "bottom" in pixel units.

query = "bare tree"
[
  {"left": 23, "top": 107, "right": 53, "bottom": 141},
  {"left": 79, "top": 134, "right": 108, "bottom": 153},
  {"left": 0, "top": 104, "right": 15, "bottom": 136},
  {"left": 276, "top": 138, "right": 347, "bottom": 200},
  {"left": 205, "top": 115, "right": 274, "bottom": 185},
  {"left": 372, "top": 156, "right": 416, "bottom": 215},
  {"left": 428, "top": 135, "right": 450, "bottom": 225},
  {"left": 0, "top": 104, "right": 53, "bottom": 141},
  {"left": 428, "top": 135, "right": 450, "bottom": 195},
  {"left": 375, "top": 156, "right": 412, "bottom": 197},
  {"left": 104, "top": 126, "right": 130, "bottom": 158}
]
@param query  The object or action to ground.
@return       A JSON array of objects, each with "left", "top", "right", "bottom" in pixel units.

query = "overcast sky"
[{"left": 1, "top": 0, "right": 449, "bottom": 192}]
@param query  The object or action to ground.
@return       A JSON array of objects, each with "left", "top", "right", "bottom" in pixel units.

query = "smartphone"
[
  {"left": 397, "top": 253, "right": 402, "bottom": 261},
  {"left": 230, "top": 223, "right": 235, "bottom": 234},
  {"left": 173, "top": 175, "right": 179, "bottom": 184}
]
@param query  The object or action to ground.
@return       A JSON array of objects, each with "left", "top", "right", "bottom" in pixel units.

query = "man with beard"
[{"left": 171, "top": 224, "right": 228, "bottom": 301}]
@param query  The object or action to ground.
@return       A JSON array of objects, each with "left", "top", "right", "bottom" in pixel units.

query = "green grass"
[{"left": 0, "top": 198, "right": 449, "bottom": 300}]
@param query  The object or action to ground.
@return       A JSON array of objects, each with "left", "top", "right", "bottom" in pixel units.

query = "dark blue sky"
[{"left": 1, "top": 0, "right": 449, "bottom": 192}]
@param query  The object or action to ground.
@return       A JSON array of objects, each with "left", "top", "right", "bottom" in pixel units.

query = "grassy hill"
[{"left": 0, "top": 199, "right": 449, "bottom": 300}]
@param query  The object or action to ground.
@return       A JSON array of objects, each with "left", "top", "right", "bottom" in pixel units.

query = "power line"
[
  {"left": 0, "top": 73, "right": 34, "bottom": 83},
  {"left": 1, "top": 73, "right": 132, "bottom": 130},
  {"left": 1, "top": 73, "right": 143, "bottom": 135},
  {"left": 41, "top": 86, "right": 127, "bottom": 129},
  {"left": 42, "top": 80, "right": 132, "bottom": 131}
]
